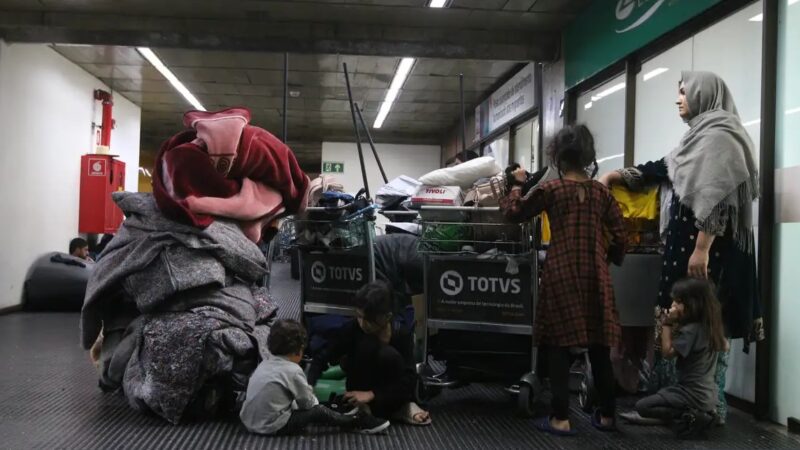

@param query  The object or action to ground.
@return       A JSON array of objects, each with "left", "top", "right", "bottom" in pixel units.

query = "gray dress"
[{"left": 659, "top": 323, "right": 718, "bottom": 411}]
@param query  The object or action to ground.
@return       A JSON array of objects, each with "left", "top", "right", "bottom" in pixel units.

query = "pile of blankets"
[{"left": 81, "top": 107, "right": 309, "bottom": 424}]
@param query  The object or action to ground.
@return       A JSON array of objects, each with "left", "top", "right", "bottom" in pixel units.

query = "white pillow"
[{"left": 418, "top": 156, "right": 502, "bottom": 188}]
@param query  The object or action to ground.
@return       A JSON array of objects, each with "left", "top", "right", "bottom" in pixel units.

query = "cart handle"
[
  {"left": 379, "top": 211, "right": 419, "bottom": 216},
  {"left": 417, "top": 205, "right": 501, "bottom": 212},
  {"left": 305, "top": 206, "right": 347, "bottom": 212}
]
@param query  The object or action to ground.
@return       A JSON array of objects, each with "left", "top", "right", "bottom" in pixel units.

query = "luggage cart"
[
  {"left": 294, "top": 207, "right": 377, "bottom": 318},
  {"left": 259, "top": 233, "right": 278, "bottom": 289},
  {"left": 416, "top": 205, "right": 542, "bottom": 416},
  {"left": 380, "top": 210, "right": 419, "bottom": 223}
]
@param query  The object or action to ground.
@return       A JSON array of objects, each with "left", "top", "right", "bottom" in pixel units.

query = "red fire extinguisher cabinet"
[{"left": 79, "top": 154, "right": 125, "bottom": 234}]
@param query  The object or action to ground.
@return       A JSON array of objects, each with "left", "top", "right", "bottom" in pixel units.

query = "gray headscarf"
[{"left": 665, "top": 71, "right": 759, "bottom": 253}]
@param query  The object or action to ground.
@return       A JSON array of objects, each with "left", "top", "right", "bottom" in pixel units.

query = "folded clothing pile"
[
  {"left": 83, "top": 193, "right": 277, "bottom": 424},
  {"left": 376, "top": 175, "right": 421, "bottom": 210},
  {"left": 83, "top": 107, "right": 310, "bottom": 424}
]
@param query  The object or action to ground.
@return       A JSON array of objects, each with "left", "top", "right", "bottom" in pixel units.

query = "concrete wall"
[
  {"left": 320, "top": 142, "right": 440, "bottom": 232},
  {"left": 0, "top": 41, "right": 141, "bottom": 310},
  {"left": 320, "top": 142, "right": 440, "bottom": 195}
]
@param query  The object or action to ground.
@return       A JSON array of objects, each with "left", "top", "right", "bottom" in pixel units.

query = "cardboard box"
[{"left": 410, "top": 185, "right": 464, "bottom": 207}]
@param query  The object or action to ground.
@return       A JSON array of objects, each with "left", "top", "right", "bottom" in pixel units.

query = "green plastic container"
[
  {"left": 320, "top": 365, "right": 346, "bottom": 380},
  {"left": 314, "top": 378, "right": 346, "bottom": 402}
]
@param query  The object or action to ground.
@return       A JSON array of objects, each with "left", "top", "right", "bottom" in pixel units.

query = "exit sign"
[{"left": 322, "top": 161, "right": 344, "bottom": 173}]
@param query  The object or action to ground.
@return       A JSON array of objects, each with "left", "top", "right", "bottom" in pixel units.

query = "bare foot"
[
  {"left": 413, "top": 411, "right": 430, "bottom": 424},
  {"left": 600, "top": 415, "right": 614, "bottom": 427},
  {"left": 550, "top": 417, "right": 571, "bottom": 432}
]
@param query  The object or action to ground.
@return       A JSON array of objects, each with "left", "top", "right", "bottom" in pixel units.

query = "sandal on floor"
[
  {"left": 533, "top": 417, "right": 577, "bottom": 437},
  {"left": 591, "top": 410, "right": 617, "bottom": 432},
  {"left": 393, "top": 402, "right": 432, "bottom": 426}
]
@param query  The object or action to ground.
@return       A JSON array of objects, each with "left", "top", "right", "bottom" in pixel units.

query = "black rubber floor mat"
[{"left": 1, "top": 263, "right": 798, "bottom": 450}]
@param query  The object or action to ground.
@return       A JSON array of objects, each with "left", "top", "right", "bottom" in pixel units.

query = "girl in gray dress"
[{"left": 634, "top": 278, "right": 728, "bottom": 439}]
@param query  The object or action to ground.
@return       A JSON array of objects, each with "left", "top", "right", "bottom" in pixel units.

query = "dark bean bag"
[{"left": 23, "top": 252, "right": 93, "bottom": 311}]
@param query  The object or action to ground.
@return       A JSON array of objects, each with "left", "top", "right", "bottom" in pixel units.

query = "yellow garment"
[
  {"left": 541, "top": 212, "right": 551, "bottom": 245},
  {"left": 610, "top": 184, "right": 659, "bottom": 220}
]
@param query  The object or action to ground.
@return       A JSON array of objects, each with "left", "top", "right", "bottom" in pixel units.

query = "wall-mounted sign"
[
  {"left": 322, "top": 161, "right": 344, "bottom": 173},
  {"left": 475, "top": 63, "right": 537, "bottom": 140},
  {"left": 87, "top": 157, "right": 108, "bottom": 177},
  {"left": 564, "top": 0, "right": 722, "bottom": 89}
]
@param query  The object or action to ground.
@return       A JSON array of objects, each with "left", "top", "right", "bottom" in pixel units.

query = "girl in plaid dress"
[{"left": 501, "top": 124, "right": 626, "bottom": 436}]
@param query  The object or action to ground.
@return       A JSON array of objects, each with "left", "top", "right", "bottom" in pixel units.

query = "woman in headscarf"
[{"left": 600, "top": 71, "right": 763, "bottom": 425}]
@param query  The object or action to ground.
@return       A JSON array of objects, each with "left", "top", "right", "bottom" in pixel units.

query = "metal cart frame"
[
  {"left": 294, "top": 207, "right": 377, "bottom": 318},
  {"left": 416, "top": 205, "right": 542, "bottom": 416}
]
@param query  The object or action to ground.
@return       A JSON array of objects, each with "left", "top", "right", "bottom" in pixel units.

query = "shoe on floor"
[
  {"left": 350, "top": 413, "right": 390, "bottom": 434},
  {"left": 327, "top": 394, "right": 359, "bottom": 416},
  {"left": 674, "top": 410, "right": 714, "bottom": 440},
  {"left": 533, "top": 417, "right": 577, "bottom": 437},
  {"left": 591, "top": 409, "right": 617, "bottom": 432}
]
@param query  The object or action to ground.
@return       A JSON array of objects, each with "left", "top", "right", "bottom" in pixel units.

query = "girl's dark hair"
[
  {"left": 547, "top": 124, "right": 598, "bottom": 178},
  {"left": 267, "top": 319, "right": 307, "bottom": 356},
  {"left": 354, "top": 281, "right": 393, "bottom": 326},
  {"left": 670, "top": 278, "right": 727, "bottom": 352}
]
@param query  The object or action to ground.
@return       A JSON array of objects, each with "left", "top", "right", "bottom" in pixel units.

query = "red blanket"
[{"left": 153, "top": 108, "right": 309, "bottom": 242}]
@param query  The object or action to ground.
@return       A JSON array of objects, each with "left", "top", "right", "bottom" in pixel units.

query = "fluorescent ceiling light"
[
  {"left": 137, "top": 47, "right": 206, "bottom": 111},
  {"left": 374, "top": 57, "right": 415, "bottom": 129},
  {"left": 643, "top": 67, "right": 669, "bottom": 82},
  {"left": 54, "top": 43, "right": 94, "bottom": 48},
  {"left": 597, "top": 153, "right": 624, "bottom": 164},
  {"left": 790, "top": 0, "right": 799, "bottom": 6},
  {"left": 428, "top": 0, "right": 447, "bottom": 7},
  {"left": 742, "top": 119, "right": 761, "bottom": 127},
  {"left": 584, "top": 102, "right": 593, "bottom": 110},
  {"left": 786, "top": 106, "right": 800, "bottom": 115},
  {"left": 749, "top": 13, "right": 763, "bottom": 21},
  {"left": 591, "top": 82, "right": 626, "bottom": 102}
]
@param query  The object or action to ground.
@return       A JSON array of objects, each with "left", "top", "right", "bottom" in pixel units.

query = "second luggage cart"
[{"left": 416, "top": 205, "right": 543, "bottom": 416}]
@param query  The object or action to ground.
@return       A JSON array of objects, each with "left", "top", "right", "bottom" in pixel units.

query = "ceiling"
[
  {"left": 52, "top": 45, "right": 523, "bottom": 171},
  {"left": 0, "top": 1, "right": 591, "bottom": 55},
  {"left": 2, "top": 0, "right": 593, "bottom": 172}
]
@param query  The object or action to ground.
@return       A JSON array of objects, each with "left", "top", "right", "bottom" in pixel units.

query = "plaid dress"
[{"left": 500, "top": 179, "right": 626, "bottom": 348}]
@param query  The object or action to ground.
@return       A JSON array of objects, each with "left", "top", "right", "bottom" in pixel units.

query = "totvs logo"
[
  {"left": 440, "top": 270, "right": 464, "bottom": 296},
  {"left": 310, "top": 261, "right": 364, "bottom": 284},
  {"left": 439, "top": 270, "right": 521, "bottom": 296}
]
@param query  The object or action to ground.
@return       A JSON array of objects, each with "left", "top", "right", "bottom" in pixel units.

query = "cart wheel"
[
  {"left": 415, "top": 377, "right": 442, "bottom": 405},
  {"left": 517, "top": 379, "right": 542, "bottom": 418},
  {"left": 578, "top": 376, "right": 596, "bottom": 413}
]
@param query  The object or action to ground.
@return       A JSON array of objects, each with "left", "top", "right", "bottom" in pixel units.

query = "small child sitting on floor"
[
  {"left": 239, "top": 319, "right": 390, "bottom": 435},
  {"left": 632, "top": 278, "right": 726, "bottom": 439}
]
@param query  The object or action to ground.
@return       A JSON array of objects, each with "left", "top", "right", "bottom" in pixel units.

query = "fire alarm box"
[{"left": 79, "top": 154, "right": 125, "bottom": 234}]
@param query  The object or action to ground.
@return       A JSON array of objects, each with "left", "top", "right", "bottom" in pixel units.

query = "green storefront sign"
[
  {"left": 322, "top": 161, "right": 344, "bottom": 173},
  {"left": 565, "top": 0, "right": 723, "bottom": 89}
]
